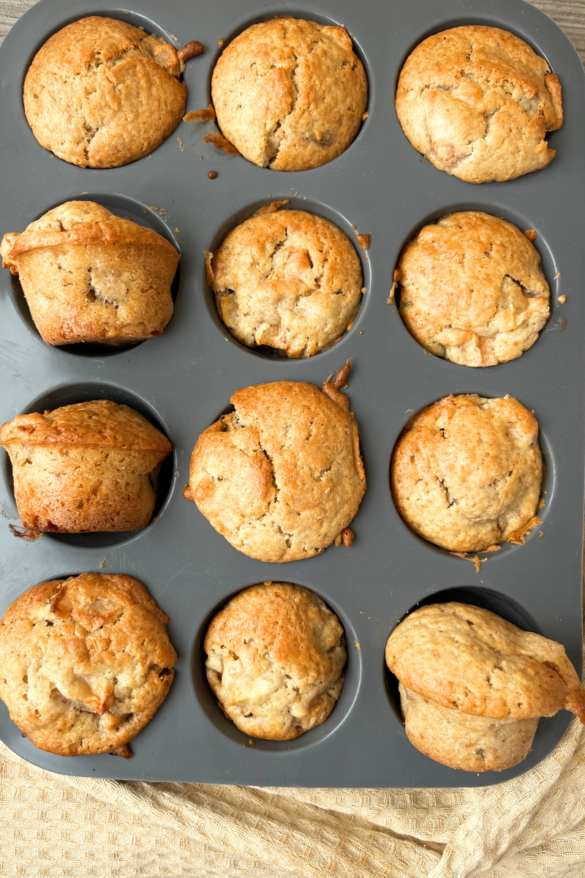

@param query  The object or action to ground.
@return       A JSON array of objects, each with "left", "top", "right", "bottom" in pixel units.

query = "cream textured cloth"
[{"left": 1, "top": 1, "right": 585, "bottom": 876}]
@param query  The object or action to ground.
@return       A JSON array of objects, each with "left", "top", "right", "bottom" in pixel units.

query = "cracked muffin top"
[
  {"left": 206, "top": 205, "right": 363, "bottom": 357},
  {"left": 23, "top": 16, "right": 189, "bottom": 168},
  {"left": 211, "top": 17, "right": 368, "bottom": 171},
  {"left": 396, "top": 26, "right": 563, "bottom": 183},
  {"left": 205, "top": 582, "right": 346, "bottom": 740},
  {"left": 0, "top": 573, "right": 177, "bottom": 756},
  {"left": 397, "top": 212, "right": 550, "bottom": 367},
  {"left": 390, "top": 394, "right": 542, "bottom": 552},
  {"left": 386, "top": 602, "right": 585, "bottom": 722},
  {"left": 183, "top": 376, "right": 366, "bottom": 562}
]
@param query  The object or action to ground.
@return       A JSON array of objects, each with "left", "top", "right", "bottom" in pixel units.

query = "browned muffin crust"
[
  {"left": 207, "top": 206, "right": 363, "bottom": 357},
  {"left": 211, "top": 17, "right": 367, "bottom": 171},
  {"left": 397, "top": 212, "right": 550, "bottom": 366},
  {"left": 0, "top": 400, "right": 172, "bottom": 533},
  {"left": 183, "top": 378, "right": 366, "bottom": 562},
  {"left": 390, "top": 394, "right": 542, "bottom": 552},
  {"left": 1, "top": 201, "right": 179, "bottom": 346},
  {"left": 396, "top": 26, "right": 563, "bottom": 183},
  {"left": 24, "top": 17, "right": 190, "bottom": 168},
  {"left": 387, "top": 603, "right": 585, "bottom": 722},
  {"left": 204, "top": 583, "right": 346, "bottom": 740},
  {"left": 0, "top": 573, "right": 176, "bottom": 756}
]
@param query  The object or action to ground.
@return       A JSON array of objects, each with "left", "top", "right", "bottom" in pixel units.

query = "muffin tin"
[{"left": 0, "top": 0, "right": 583, "bottom": 788}]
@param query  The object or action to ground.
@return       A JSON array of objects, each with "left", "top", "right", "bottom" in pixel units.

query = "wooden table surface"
[{"left": 0, "top": 0, "right": 584, "bottom": 61}]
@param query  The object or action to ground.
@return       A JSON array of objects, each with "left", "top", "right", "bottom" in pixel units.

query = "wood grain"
[{"left": 0, "top": 0, "right": 585, "bottom": 62}]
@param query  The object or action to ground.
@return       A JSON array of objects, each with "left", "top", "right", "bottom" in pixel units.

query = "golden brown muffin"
[
  {"left": 0, "top": 400, "right": 172, "bottom": 533},
  {"left": 206, "top": 205, "right": 363, "bottom": 357},
  {"left": 211, "top": 17, "right": 368, "bottom": 171},
  {"left": 204, "top": 583, "right": 346, "bottom": 740},
  {"left": 0, "top": 573, "right": 176, "bottom": 757},
  {"left": 396, "top": 26, "right": 563, "bottom": 183},
  {"left": 1, "top": 202, "right": 180, "bottom": 346},
  {"left": 386, "top": 603, "right": 585, "bottom": 771},
  {"left": 24, "top": 17, "right": 198, "bottom": 168},
  {"left": 183, "top": 369, "right": 366, "bottom": 562},
  {"left": 390, "top": 394, "right": 542, "bottom": 552},
  {"left": 397, "top": 212, "right": 550, "bottom": 366}
]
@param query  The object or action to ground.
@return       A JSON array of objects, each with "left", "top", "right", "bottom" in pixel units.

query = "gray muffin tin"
[{"left": 0, "top": 0, "right": 583, "bottom": 788}]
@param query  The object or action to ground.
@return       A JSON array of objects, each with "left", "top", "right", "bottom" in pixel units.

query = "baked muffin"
[
  {"left": 211, "top": 17, "right": 368, "bottom": 171},
  {"left": 0, "top": 573, "right": 176, "bottom": 757},
  {"left": 183, "top": 366, "right": 366, "bottom": 562},
  {"left": 396, "top": 26, "right": 563, "bottom": 183},
  {"left": 205, "top": 583, "right": 346, "bottom": 740},
  {"left": 1, "top": 201, "right": 180, "bottom": 346},
  {"left": 391, "top": 394, "right": 542, "bottom": 552},
  {"left": 0, "top": 400, "right": 172, "bottom": 533},
  {"left": 386, "top": 602, "right": 585, "bottom": 771},
  {"left": 24, "top": 17, "right": 203, "bottom": 168},
  {"left": 206, "top": 205, "right": 363, "bottom": 357},
  {"left": 397, "top": 212, "right": 550, "bottom": 366}
]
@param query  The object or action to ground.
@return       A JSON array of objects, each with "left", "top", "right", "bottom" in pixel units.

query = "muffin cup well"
[
  {"left": 1, "top": 382, "right": 175, "bottom": 549},
  {"left": 192, "top": 582, "right": 362, "bottom": 753}
]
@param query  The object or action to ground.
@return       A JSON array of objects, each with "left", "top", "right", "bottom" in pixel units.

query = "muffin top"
[
  {"left": 0, "top": 400, "right": 172, "bottom": 455},
  {"left": 396, "top": 26, "right": 563, "bottom": 183},
  {"left": 397, "top": 212, "right": 550, "bottom": 367},
  {"left": 391, "top": 394, "right": 542, "bottom": 552},
  {"left": 0, "top": 573, "right": 177, "bottom": 756},
  {"left": 24, "top": 17, "right": 188, "bottom": 168},
  {"left": 1, "top": 201, "right": 178, "bottom": 272},
  {"left": 205, "top": 582, "right": 346, "bottom": 740},
  {"left": 184, "top": 377, "right": 366, "bottom": 562},
  {"left": 206, "top": 206, "right": 363, "bottom": 357},
  {"left": 386, "top": 602, "right": 585, "bottom": 722},
  {"left": 211, "top": 17, "right": 368, "bottom": 171}
]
